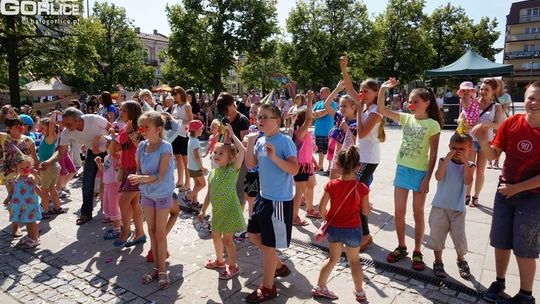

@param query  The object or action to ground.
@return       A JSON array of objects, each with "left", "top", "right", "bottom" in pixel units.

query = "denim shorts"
[
  {"left": 326, "top": 226, "right": 362, "bottom": 248},
  {"left": 141, "top": 195, "right": 173, "bottom": 210},
  {"left": 490, "top": 188, "right": 540, "bottom": 258},
  {"left": 393, "top": 165, "right": 426, "bottom": 192},
  {"left": 472, "top": 141, "right": 481, "bottom": 152}
]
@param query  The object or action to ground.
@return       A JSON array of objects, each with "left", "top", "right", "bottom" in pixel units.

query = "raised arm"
[
  {"left": 225, "top": 124, "right": 246, "bottom": 170},
  {"left": 244, "top": 132, "right": 259, "bottom": 169},
  {"left": 294, "top": 91, "right": 315, "bottom": 142},
  {"left": 377, "top": 78, "right": 400, "bottom": 122},
  {"left": 324, "top": 81, "right": 345, "bottom": 118},
  {"left": 340, "top": 55, "right": 359, "bottom": 101}
]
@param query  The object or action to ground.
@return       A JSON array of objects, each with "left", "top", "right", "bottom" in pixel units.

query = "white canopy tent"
[{"left": 21, "top": 78, "right": 73, "bottom": 97}]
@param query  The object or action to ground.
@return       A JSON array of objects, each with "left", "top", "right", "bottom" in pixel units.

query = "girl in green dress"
[{"left": 198, "top": 124, "right": 246, "bottom": 280}]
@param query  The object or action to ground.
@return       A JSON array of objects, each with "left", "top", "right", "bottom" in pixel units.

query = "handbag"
[{"left": 314, "top": 182, "right": 358, "bottom": 243}]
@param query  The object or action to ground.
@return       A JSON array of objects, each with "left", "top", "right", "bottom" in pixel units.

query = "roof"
[
  {"left": 507, "top": 0, "right": 540, "bottom": 25},
  {"left": 21, "top": 77, "right": 73, "bottom": 97},
  {"left": 425, "top": 50, "right": 514, "bottom": 78},
  {"left": 137, "top": 32, "right": 169, "bottom": 43}
]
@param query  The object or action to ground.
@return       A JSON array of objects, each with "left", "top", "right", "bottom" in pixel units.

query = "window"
[
  {"left": 524, "top": 44, "right": 537, "bottom": 52},
  {"left": 526, "top": 27, "right": 531, "bottom": 34},
  {"left": 534, "top": 8, "right": 540, "bottom": 15}
]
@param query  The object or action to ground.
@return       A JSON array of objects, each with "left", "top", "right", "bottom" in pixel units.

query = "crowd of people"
[{"left": 0, "top": 55, "right": 538, "bottom": 304}]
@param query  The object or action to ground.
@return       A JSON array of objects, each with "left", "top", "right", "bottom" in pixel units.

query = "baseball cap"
[
  {"left": 188, "top": 120, "right": 204, "bottom": 132},
  {"left": 19, "top": 114, "right": 33, "bottom": 127}
]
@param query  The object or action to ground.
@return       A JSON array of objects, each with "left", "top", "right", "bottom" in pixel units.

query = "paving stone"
[
  {"left": 89, "top": 277, "right": 108, "bottom": 288},
  {"left": 440, "top": 288, "right": 457, "bottom": 296},
  {"left": 427, "top": 290, "right": 450, "bottom": 303},
  {"left": 457, "top": 292, "right": 479, "bottom": 303},
  {"left": 374, "top": 275, "right": 392, "bottom": 285},
  {"left": 35, "top": 273, "right": 52, "bottom": 283},
  {"left": 129, "top": 297, "right": 147, "bottom": 304},
  {"left": 57, "top": 284, "right": 74, "bottom": 294},
  {"left": 111, "top": 286, "right": 126, "bottom": 295},
  {"left": 97, "top": 293, "right": 116, "bottom": 302},
  {"left": 393, "top": 274, "right": 410, "bottom": 282},
  {"left": 389, "top": 280, "right": 409, "bottom": 290},
  {"left": 409, "top": 279, "right": 426, "bottom": 288},
  {"left": 38, "top": 288, "right": 58, "bottom": 300},
  {"left": 118, "top": 291, "right": 138, "bottom": 302}
]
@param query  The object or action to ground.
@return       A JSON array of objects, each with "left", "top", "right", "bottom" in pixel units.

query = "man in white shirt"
[{"left": 41, "top": 108, "right": 110, "bottom": 225}]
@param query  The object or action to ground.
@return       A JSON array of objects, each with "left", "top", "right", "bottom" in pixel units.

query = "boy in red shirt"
[{"left": 473, "top": 81, "right": 540, "bottom": 304}]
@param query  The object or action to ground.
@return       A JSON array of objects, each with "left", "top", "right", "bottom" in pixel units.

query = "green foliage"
[
  {"left": 166, "top": 0, "right": 278, "bottom": 99},
  {"left": 239, "top": 40, "right": 283, "bottom": 93},
  {"left": 281, "top": 0, "right": 374, "bottom": 89},
  {"left": 468, "top": 17, "right": 502, "bottom": 62}
]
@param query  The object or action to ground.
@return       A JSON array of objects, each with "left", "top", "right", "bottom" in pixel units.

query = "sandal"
[
  {"left": 76, "top": 215, "right": 92, "bottom": 225},
  {"left": 470, "top": 196, "right": 479, "bottom": 208},
  {"left": 412, "top": 251, "right": 425, "bottom": 271},
  {"left": 158, "top": 272, "right": 170, "bottom": 290},
  {"left": 387, "top": 246, "right": 408, "bottom": 263},
  {"left": 312, "top": 286, "right": 339, "bottom": 300},
  {"left": 204, "top": 259, "right": 226, "bottom": 269},
  {"left": 292, "top": 217, "right": 309, "bottom": 226},
  {"left": 41, "top": 211, "right": 51, "bottom": 219},
  {"left": 219, "top": 265, "right": 240, "bottom": 280},
  {"left": 457, "top": 260, "right": 471, "bottom": 279},
  {"left": 20, "top": 238, "right": 40, "bottom": 249},
  {"left": 354, "top": 290, "right": 367, "bottom": 302},
  {"left": 103, "top": 229, "right": 120, "bottom": 240},
  {"left": 52, "top": 208, "right": 65, "bottom": 214},
  {"left": 142, "top": 268, "right": 159, "bottom": 284},
  {"left": 12, "top": 230, "right": 22, "bottom": 238},
  {"left": 305, "top": 209, "right": 322, "bottom": 219},
  {"left": 465, "top": 195, "right": 471, "bottom": 206}
]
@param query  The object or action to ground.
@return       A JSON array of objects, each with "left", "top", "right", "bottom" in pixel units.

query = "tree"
[
  {"left": 239, "top": 40, "right": 283, "bottom": 94},
  {"left": 368, "top": 0, "right": 433, "bottom": 84},
  {"left": 281, "top": 0, "right": 374, "bottom": 90},
  {"left": 166, "top": 0, "right": 278, "bottom": 100},
  {"left": 467, "top": 17, "right": 502, "bottom": 62}
]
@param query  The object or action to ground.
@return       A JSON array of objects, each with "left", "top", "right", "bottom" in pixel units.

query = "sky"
[{"left": 87, "top": 0, "right": 513, "bottom": 63}]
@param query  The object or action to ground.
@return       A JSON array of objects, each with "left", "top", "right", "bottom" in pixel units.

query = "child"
[
  {"left": 198, "top": 124, "right": 246, "bottom": 279},
  {"left": 128, "top": 111, "right": 176, "bottom": 290},
  {"left": 324, "top": 81, "right": 358, "bottom": 180},
  {"left": 37, "top": 113, "right": 64, "bottom": 218},
  {"left": 377, "top": 78, "right": 443, "bottom": 271},
  {"left": 95, "top": 132, "right": 122, "bottom": 239},
  {"left": 245, "top": 104, "right": 298, "bottom": 303},
  {"left": 474, "top": 81, "right": 540, "bottom": 304},
  {"left": 186, "top": 120, "right": 207, "bottom": 208},
  {"left": 457, "top": 81, "right": 479, "bottom": 132},
  {"left": 9, "top": 155, "right": 42, "bottom": 249},
  {"left": 313, "top": 146, "right": 369, "bottom": 302},
  {"left": 202, "top": 119, "right": 220, "bottom": 169},
  {"left": 292, "top": 92, "right": 321, "bottom": 226},
  {"left": 243, "top": 104, "right": 262, "bottom": 216},
  {"left": 428, "top": 133, "right": 475, "bottom": 279}
]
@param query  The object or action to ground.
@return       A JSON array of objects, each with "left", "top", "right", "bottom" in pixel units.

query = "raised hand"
[
  {"left": 381, "top": 77, "right": 399, "bottom": 90},
  {"left": 339, "top": 55, "right": 348, "bottom": 70}
]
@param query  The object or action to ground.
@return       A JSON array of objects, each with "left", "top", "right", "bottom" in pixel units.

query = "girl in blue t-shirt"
[
  {"left": 128, "top": 111, "right": 175, "bottom": 290},
  {"left": 377, "top": 78, "right": 443, "bottom": 271},
  {"left": 324, "top": 81, "right": 358, "bottom": 180}
]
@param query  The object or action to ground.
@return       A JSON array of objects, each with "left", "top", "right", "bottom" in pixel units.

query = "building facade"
[
  {"left": 136, "top": 28, "right": 169, "bottom": 84},
  {"left": 504, "top": 0, "right": 540, "bottom": 100}
]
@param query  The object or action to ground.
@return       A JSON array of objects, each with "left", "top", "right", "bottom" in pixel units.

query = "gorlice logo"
[
  {"left": 1, "top": 0, "right": 81, "bottom": 16},
  {"left": 517, "top": 140, "right": 533, "bottom": 153}
]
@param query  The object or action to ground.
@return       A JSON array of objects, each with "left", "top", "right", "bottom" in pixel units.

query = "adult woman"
[
  {"left": 171, "top": 86, "right": 193, "bottom": 190},
  {"left": 113, "top": 101, "right": 146, "bottom": 247},
  {"left": 98, "top": 92, "right": 118, "bottom": 124},
  {"left": 466, "top": 79, "right": 504, "bottom": 207},
  {"left": 489, "top": 79, "right": 512, "bottom": 169},
  {"left": 162, "top": 95, "right": 174, "bottom": 114}
]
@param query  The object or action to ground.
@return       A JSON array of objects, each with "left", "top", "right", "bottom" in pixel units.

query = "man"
[
  {"left": 312, "top": 87, "right": 337, "bottom": 174},
  {"left": 40, "top": 107, "right": 110, "bottom": 225}
]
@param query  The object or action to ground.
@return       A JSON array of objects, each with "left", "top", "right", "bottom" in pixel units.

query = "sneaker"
[
  {"left": 483, "top": 281, "right": 506, "bottom": 303},
  {"left": 498, "top": 293, "right": 536, "bottom": 304},
  {"left": 274, "top": 264, "right": 291, "bottom": 278},
  {"left": 411, "top": 251, "right": 425, "bottom": 271},
  {"left": 457, "top": 260, "right": 471, "bottom": 279},
  {"left": 246, "top": 285, "right": 278, "bottom": 303},
  {"left": 433, "top": 262, "right": 446, "bottom": 278}
]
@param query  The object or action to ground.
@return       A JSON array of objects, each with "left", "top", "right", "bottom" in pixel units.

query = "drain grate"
[{"left": 290, "top": 238, "right": 482, "bottom": 298}]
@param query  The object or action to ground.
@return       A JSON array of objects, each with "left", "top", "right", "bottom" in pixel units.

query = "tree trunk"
[
  {"left": 6, "top": 16, "right": 21, "bottom": 108},
  {"left": 211, "top": 73, "right": 222, "bottom": 102}
]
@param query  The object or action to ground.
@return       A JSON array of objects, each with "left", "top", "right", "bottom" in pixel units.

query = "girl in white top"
[
  {"left": 466, "top": 79, "right": 503, "bottom": 207},
  {"left": 170, "top": 86, "right": 193, "bottom": 191},
  {"left": 340, "top": 56, "right": 385, "bottom": 251}
]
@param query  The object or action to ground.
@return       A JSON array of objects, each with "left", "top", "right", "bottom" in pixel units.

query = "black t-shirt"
[
  {"left": 230, "top": 112, "right": 250, "bottom": 140},
  {"left": 237, "top": 101, "right": 248, "bottom": 118},
  {"left": 191, "top": 101, "right": 201, "bottom": 118}
]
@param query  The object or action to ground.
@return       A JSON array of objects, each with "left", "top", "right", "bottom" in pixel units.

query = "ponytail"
[{"left": 411, "top": 88, "right": 444, "bottom": 128}]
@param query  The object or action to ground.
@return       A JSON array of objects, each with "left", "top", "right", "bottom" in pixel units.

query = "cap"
[
  {"left": 188, "top": 120, "right": 204, "bottom": 132},
  {"left": 457, "top": 81, "right": 476, "bottom": 95},
  {"left": 19, "top": 114, "right": 33, "bottom": 127}
]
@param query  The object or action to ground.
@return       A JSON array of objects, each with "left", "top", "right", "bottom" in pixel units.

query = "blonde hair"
[
  {"left": 139, "top": 89, "right": 152, "bottom": 100},
  {"left": 138, "top": 111, "right": 165, "bottom": 138},
  {"left": 210, "top": 119, "right": 220, "bottom": 129},
  {"left": 215, "top": 142, "right": 237, "bottom": 165}
]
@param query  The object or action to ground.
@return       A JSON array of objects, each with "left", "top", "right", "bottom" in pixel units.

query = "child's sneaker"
[
  {"left": 498, "top": 293, "right": 536, "bottom": 304},
  {"left": 354, "top": 289, "right": 367, "bottom": 303},
  {"left": 483, "top": 280, "right": 506, "bottom": 303},
  {"left": 433, "top": 262, "right": 446, "bottom": 278},
  {"left": 386, "top": 247, "right": 408, "bottom": 263},
  {"left": 411, "top": 251, "right": 425, "bottom": 271},
  {"left": 246, "top": 285, "right": 277, "bottom": 303},
  {"left": 457, "top": 260, "right": 471, "bottom": 279}
]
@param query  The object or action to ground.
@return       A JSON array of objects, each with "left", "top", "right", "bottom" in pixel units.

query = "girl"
[
  {"left": 113, "top": 101, "right": 146, "bottom": 248},
  {"left": 171, "top": 86, "right": 193, "bottom": 190},
  {"left": 198, "top": 124, "right": 246, "bottom": 280},
  {"left": 377, "top": 78, "right": 443, "bottom": 271},
  {"left": 286, "top": 94, "right": 307, "bottom": 134},
  {"left": 313, "top": 146, "right": 369, "bottom": 302},
  {"left": 37, "top": 113, "right": 64, "bottom": 218},
  {"left": 292, "top": 92, "right": 320, "bottom": 226},
  {"left": 202, "top": 119, "right": 220, "bottom": 169},
  {"left": 55, "top": 121, "right": 77, "bottom": 199},
  {"left": 340, "top": 56, "right": 385, "bottom": 251},
  {"left": 457, "top": 81, "right": 480, "bottom": 133},
  {"left": 466, "top": 79, "right": 503, "bottom": 207},
  {"left": 244, "top": 104, "right": 298, "bottom": 303},
  {"left": 186, "top": 120, "right": 207, "bottom": 208},
  {"left": 324, "top": 81, "right": 357, "bottom": 180},
  {"left": 243, "top": 104, "right": 262, "bottom": 216},
  {"left": 128, "top": 111, "right": 176, "bottom": 290},
  {"left": 9, "top": 155, "right": 43, "bottom": 249},
  {"left": 95, "top": 132, "right": 121, "bottom": 239}
]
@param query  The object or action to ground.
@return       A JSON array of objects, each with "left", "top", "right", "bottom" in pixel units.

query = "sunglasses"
[{"left": 257, "top": 115, "right": 278, "bottom": 122}]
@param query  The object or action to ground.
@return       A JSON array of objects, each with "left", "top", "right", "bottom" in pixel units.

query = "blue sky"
[{"left": 88, "top": 0, "right": 512, "bottom": 63}]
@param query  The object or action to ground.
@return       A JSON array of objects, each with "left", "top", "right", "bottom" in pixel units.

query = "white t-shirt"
[
  {"left": 187, "top": 137, "right": 201, "bottom": 171},
  {"left": 172, "top": 104, "right": 188, "bottom": 137},
  {"left": 60, "top": 115, "right": 109, "bottom": 151},
  {"left": 356, "top": 104, "right": 382, "bottom": 164}
]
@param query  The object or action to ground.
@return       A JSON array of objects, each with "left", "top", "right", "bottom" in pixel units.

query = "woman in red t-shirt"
[{"left": 313, "top": 146, "right": 369, "bottom": 302}]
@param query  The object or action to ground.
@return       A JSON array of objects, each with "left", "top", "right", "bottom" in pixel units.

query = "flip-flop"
[
  {"left": 76, "top": 215, "right": 92, "bottom": 225},
  {"left": 125, "top": 235, "right": 147, "bottom": 247},
  {"left": 52, "top": 208, "right": 65, "bottom": 214},
  {"left": 292, "top": 218, "right": 309, "bottom": 226},
  {"left": 219, "top": 265, "right": 240, "bottom": 280}
]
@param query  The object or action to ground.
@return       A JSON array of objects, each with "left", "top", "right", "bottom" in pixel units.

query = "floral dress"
[
  {"left": 9, "top": 175, "right": 42, "bottom": 223},
  {"left": 0, "top": 134, "right": 34, "bottom": 184},
  {"left": 209, "top": 165, "right": 246, "bottom": 233}
]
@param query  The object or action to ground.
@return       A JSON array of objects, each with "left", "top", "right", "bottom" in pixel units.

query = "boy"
[
  {"left": 428, "top": 133, "right": 475, "bottom": 278},
  {"left": 473, "top": 81, "right": 540, "bottom": 304}
]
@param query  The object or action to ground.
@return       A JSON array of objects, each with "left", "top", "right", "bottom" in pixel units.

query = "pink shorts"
[
  {"left": 326, "top": 137, "right": 337, "bottom": 161},
  {"left": 141, "top": 195, "right": 173, "bottom": 210},
  {"left": 103, "top": 183, "right": 121, "bottom": 221},
  {"left": 59, "top": 154, "right": 76, "bottom": 176}
]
